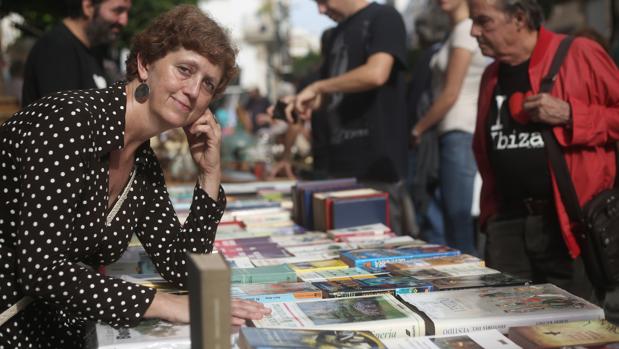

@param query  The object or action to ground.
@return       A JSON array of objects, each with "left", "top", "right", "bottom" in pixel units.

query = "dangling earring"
[{"left": 135, "top": 79, "right": 150, "bottom": 103}]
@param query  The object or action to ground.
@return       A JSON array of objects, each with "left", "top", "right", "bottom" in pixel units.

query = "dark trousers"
[{"left": 484, "top": 213, "right": 594, "bottom": 301}]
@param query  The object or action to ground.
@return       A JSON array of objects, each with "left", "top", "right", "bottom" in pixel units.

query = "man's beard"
[{"left": 85, "top": 10, "right": 122, "bottom": 47}]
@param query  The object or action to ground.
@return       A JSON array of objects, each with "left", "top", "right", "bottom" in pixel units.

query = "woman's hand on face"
[
  {"left": 230, "top": 298, "right": 271, "bottom": 326},
  {"left": 183, "top": 109, "right": 222, "bottom": 198}
]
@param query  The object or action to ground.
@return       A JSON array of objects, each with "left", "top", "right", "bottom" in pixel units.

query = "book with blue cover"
[
  {"left": 231, "top": 282, "right": 322, "bottom": 303},
  {"left": 313, "top": 275, "right": 433, "bottom": 298},
  {"left": 340, "top": 245, "right": 460, "bottom": 269}
]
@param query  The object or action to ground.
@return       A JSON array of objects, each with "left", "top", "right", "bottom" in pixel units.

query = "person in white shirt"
[{"left": 411, "top": 0, "right": 489, "bottom": 255}]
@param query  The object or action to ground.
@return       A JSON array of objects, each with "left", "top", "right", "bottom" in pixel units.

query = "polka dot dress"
[{"left": 0, "top": 81, "right": 226, "bottom": 348}]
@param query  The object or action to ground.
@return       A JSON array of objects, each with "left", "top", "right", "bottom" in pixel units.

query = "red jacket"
[{"left": 473, "top": 27, "right": 619, "bottom": 258}]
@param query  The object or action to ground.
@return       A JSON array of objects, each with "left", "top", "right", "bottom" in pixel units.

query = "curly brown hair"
[{"left": 125, "top": 4, "right": 238, "bottom": 98}]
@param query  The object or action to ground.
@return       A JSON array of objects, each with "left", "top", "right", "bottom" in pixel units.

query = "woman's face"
[{"left": 142, "top": 48, "right": 223, "bottom": 128}]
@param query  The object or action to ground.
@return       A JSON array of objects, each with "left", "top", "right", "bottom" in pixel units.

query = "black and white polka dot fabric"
[{"left": 0, "top": 81, "right": 226, "bottom": 348}]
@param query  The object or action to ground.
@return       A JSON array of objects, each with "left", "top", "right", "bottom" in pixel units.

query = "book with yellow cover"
[
  {"left": 508, "top": 319, "right": 619, "bottom": 348},
  {"left": 289, "top": 259, "right": 350, "bottom": 273}
]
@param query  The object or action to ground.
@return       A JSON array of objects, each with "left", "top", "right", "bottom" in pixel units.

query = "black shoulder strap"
[{"left": 538, "top": 36, "right": 584, "bottom": 224}]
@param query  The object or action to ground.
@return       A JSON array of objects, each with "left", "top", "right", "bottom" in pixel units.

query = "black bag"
[{"left": 540, "top": 36, "right": 619, "bottom": 289}]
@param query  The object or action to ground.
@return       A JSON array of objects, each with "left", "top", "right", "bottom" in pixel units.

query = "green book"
[{"left": 231, "top": 264, "right": 297, "bottom": 284}]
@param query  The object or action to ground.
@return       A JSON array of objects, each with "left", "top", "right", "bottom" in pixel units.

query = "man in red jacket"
[{"left": 469, "top": 0, "right": 619, "bottom": 321}]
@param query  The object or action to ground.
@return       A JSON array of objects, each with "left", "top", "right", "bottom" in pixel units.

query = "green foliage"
[
  {"left": 290, "top": 51, "right": 321, "bottom": 82},
  {"left": 0, "top": 0, "right": 197, "bottom": 45},
  {"left": 119, "top": 0, "right": 198, "bottom": 48}
]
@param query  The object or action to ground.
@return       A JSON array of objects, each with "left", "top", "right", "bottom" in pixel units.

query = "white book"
[
  {"left": 284, "top": 242, "right": 354, "bottom": 255},
  {"left": 394, "top": 264, "right": 500, "bottom": 279},
  {"left": 382, "top": 330, "right": 521, "bottom": 349},
  {"left": 252, "top": 294, "right": 425, "bottom": 340},
  {"left": 327, "top": 223, "right": 391, "bottom": 235},
  {"left": 399, "top": 283, "right": 604, "bottom": 336},
  {"left": 96, "top": 320, "right": 190, "bottom": 349},
  {"left": 298, "top": 267, "right": 390, "bottom": 282}
]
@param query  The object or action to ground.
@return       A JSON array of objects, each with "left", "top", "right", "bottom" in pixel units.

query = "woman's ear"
[
  {"left": 82, "top": 0, "right": 95, "bottom": 19},
  {"left": 136, "top": 53, "right": 149, "bottom": 82}
]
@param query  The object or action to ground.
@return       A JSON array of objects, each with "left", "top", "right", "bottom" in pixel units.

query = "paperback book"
[
  {"left": 313, "top": 275, "right": 433, "bottom": 298},
  {"left": 385, "top": 254, "right": 484, "bottom": 272},
  {"left": 297, "top": 267, "right": 391, "bottom": 282},
  {"left": 288, "top": 259, "right": 350, "bottom": 273},
  {"left": 252, "top": 294, "right": 426, "bottom": 339},
  {"left": 381, "top": 329, "right": 521, "bottom": 349},
  {"left": 340, "top": 245, "right": 460, "bottom": 269},
  {"left": 231, "top": 282, "right": 322, "bottom": 303},
  {"left": 231, "top": 264, "right": 298, "bottom": 284},
  {"left": 426, "top": 273, "right": 530, "bottom": 291},
  {"left": 391, "top": 264, "right": 499, "bottom": 280},
  {"left": 398, "top": 283, "right": 605, "bottom": 335},
  {"left": 239, "top": 328, "right": 386, "bottom": 349},
  {"left": 508, "top": 319, "right": 619, "bottom": 348},
  {"left": 96, "top": 319, "right": 190, "bottom": 349}
]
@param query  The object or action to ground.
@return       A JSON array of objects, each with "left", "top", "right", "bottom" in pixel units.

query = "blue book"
[
  {"left": 292, "top": 178, "right": 357, "bottom": 229},
  {"left": 340, "top": 245, "right": 461, "bottom": 269},
  {"left": 330, "top": 194, "right": 388, "bottom": 229},
  {"left": 231, "top": 282, "right": 322, "bottom": 303},
  {"left": 313, "top": 275, "right": 433, "bottom": 298}
]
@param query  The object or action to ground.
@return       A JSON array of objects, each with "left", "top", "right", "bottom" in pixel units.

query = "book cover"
[
  {"left": 289, "top": 259, "right": 350, "bottom": 273},
  {"left": 295, "top": 178, "right": 358, "bottom": 229},
  {"left": 239, "top": 327, "right": 386, "bottom": 349},
  {"left": 252, "top": 294, "right": 425, "bottom": 339},
  {"left": 297, "top": 267, "right": 390, "bottom": 282},
  {"left": 340, "top": 245, "right": 460, "bottom": 269},
  {"left": 427, "top": 273, "right": 530, "bottom": 291},
  {"left": 251, "top": 252, "right": 341, "bottom": 267},
  {"left": 327, "top": 223, "right": 391, "bottom": 239},
  {"left": 508, "top": 319, "right": 619, "bottom": 348},
  {"left": 285, "top": 242, "right": 354, "bottom": 256},
  {"left": 385, "top": 254, "right": 484, "bottom": 272},
  {"left": 328, "top": 193, "right": 389, "bottom": 230},
  {"left": 391, "top": 264, "right": 500, "bottom": 280},
  {"left": 187, "top": 253, "right": 230, "bottom": 349},
  {"left": 231, "top": 282, "right": 322, "bottom": 303},
  {"left": 399, "top": 283, "right": 605, "bottom": 336},
  {"left": 219, "top": 246, "right": 291, "bottom": 259},
  {"left": 214, "top": 236, "right": 272, "bottom": 248},
  {"left": 381, "top": 329, "right": 521, "bottom": 349},
  {"left": 231, "top": 264, "right": 297, "bottom": 284},
  {"left": 312, "top": 188, "right": 382, "bottom": 231},
  {"left": 96, "top": 319, "right": 190, "bottom": 349},
  {"left": 313, "top": 275, "right": 433, "bottom": 298}
]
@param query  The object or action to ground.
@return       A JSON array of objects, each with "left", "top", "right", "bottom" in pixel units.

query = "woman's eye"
[
  {"left": 177, "top": 66, "right": 191, "bottom": 76},
  {"left": 203, "top": 81, "right": 215, "bottom": 94}
]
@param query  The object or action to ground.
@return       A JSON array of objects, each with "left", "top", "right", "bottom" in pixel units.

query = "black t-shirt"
[
  {"left": 488, "top": 60, "right": 552, "bottom": 206},
  {"left": 22, "top": 23, "right": 109, "bottom": 107},
  {"left": 320, "top": 3, "right": 408, "bottom": 182}
]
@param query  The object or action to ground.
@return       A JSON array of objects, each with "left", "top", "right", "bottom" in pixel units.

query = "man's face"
[
  {"left": 468, "top": 0, "right": 520, "bottom": 62},
  {"left": 315, "top": 0, "right": 350, "bottom": 23},
  {"left": 86, "top": 0, "right": 131, "bottom": 46}
]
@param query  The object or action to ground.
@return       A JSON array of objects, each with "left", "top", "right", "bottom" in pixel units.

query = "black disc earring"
[{"left": 135, "top": 80, "right": 150, "bottom": 103}]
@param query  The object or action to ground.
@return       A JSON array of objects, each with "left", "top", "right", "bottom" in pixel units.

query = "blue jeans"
[
  {"left": 440, "top": 131, "right": 477, "bottom": 255},
  {"left": 406, "top": 150, "right": 445, "bottom": 244}
]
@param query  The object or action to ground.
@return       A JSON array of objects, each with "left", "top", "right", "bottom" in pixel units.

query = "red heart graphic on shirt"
[{"left": 508, "top": 91, "right": 533, "bottom": 125}]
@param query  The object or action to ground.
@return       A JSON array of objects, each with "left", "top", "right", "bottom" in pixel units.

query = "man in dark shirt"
[
  {"left": 286, "top": 0, "right": 414, "bottom": 234},
  {"left": 22, "top": 0, "right": 131, "bottom": 107}
]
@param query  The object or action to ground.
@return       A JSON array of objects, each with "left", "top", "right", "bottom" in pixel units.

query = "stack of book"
[{"left": 97, "top": 179, "right": 609, "bottom": 349}]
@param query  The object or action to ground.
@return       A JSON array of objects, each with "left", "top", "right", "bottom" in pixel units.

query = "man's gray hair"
[{"left": 497, "top": 0, "right": 544, "bottom": 30}]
